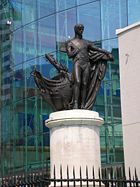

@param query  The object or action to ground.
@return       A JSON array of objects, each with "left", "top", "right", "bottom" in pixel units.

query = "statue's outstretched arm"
[
  {"left": 88, "top": 44, "right": 114, "bottom": 61},
  {"left": 89, "top": 44, "right": 110, "bottom": 55},
  {"left": 45, "top": 53, "right": 68, "bottom": 72}
]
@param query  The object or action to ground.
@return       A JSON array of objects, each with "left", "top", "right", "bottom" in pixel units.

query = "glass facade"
[{"left": 0, "top": 0, "right": 139, "bottom": 177}]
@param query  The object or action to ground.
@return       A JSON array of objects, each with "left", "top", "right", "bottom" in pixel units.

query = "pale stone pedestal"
[{"left": 45, "top": 109, "right": 104, "bottom": 180}]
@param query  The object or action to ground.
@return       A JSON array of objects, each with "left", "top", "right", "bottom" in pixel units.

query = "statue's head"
[{"left": 74, "top": 24, "right": 84, "bottom": 36}]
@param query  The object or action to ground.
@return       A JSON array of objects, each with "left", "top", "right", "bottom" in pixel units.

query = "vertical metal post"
[
  {"left": 92, "top": 166, "right": 95, "bottom": 187},
  {"left": 34, "top": 95, "right": 39, "bottom": 163},
  {"left": 99, "top": 168, "right": 101, "bottom": 187},
  {"left": 67, "top": 166, "right": 69, "bottom": 187},
  {"left": 40, "top": 98, "right": 44, "bottom": 168},
  {"left": 54, "top": 165, "right": 56, "bottom": 187},
  {"left": 104, "top": 81, "right": 110, "bottom": 164},
  {"left": 60, "top": 165, "right": 63, "bottom": 187},
  {"left": 73, "top": 166, "right": 76, "bottom": 187},
  {"left": 109, "top": 75, "right": 116, "bottom": 163},
  {"left": 80, "top": 166, "right": 82, "bottom": 187},
  {"left": 129, "top": 168, "right": 132, "bottom": 187},
  {"left": 34, "top": 1, "right": 39, "bottom": 164},
  {"left": 23, "top": 19, "right": 28, "bottom": 173},
  {"left": 86, "top": 166, "right": 89, "bottom": 187}
]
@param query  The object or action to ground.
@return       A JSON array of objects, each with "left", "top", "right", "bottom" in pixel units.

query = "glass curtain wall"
[{"left": 0, "top": 0, "right": 140, "bottom": 177}]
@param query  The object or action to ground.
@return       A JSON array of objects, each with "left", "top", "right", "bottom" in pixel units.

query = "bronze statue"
[{"left": 32, "top": 24, "right": 113, "bottom": 111}]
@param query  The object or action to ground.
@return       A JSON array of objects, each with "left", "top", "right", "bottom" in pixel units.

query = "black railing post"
[
  {"left": 135, "top": 168, "right": 138, "bottom": 187},
  {"left": 54, "top": 165, "right": 56, "bottom": 187},
  {"left": 105, "top": 168, "right": 109, "bottom": 187},
  {"left": 111, "top": 167, "right": 114, "bottom": 187},
  {"left": 80, "top": 166, "right": 82, "bottom": 187},
  {"left": 60, "top": 165, "right": 63, "bottom": 187},
  {"left": 92, "top": 166, "right": 95, "bottom": 187},
  {"left": 129, "top": 167, "right": 132, "bottom": 187},
  {"left": 98, "top": 168, "right": 101, "bottom": 187},
  {"left": 73, "top": 166, "right": 76, "bottom": 187},
  {"left": 116, "top": 167, "right": 120, "bottom": 187},
  {"left": 67, "top": 165, "right": 69, "bottom": 187},
  {"left": 86, "top": 166, "right": 89, "bottom": 187}
]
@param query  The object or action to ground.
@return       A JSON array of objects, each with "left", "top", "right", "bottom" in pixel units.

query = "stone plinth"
[{"left": 45, "top": 109, "right": 104, "bottom": 179}]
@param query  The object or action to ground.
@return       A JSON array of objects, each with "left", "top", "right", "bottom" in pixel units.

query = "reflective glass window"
[
  {"left": 77, "top": 2, "right": 101, "bottom": 41},
  {"left": 102, "top": 38, "right": 118, "bottom": 53},
  {"left": 128, "top": 0, "right": 140, "bottom": 24},
  {"left": 23, "top": 59, "right": 38, "bottom": 99},
  {"left": 77, "top": 0, "right": 97, "bottom": 5},
  {"left": 56, "top": 8, "right": 76, "bottom": 42},
  {"left": 0, "top": 30, "right": 13, "bottom": 106},
  {"left": 37, "top": 0, "right": 55, "bottom": 19},
  {"left": 10, "top": 0, "right": 22, "bottom": 29},
  {"left": 22, "top": 0, "right": 37, "bottom": 25},
  {"left": 38, "top": 15, "right": 56, "bottom": 55},
  {"left": 1, "top": 105, "right": 19, "bottom": 175},
  {"left": 37, "top": 55, "right": 57, "bottom": 79},
  {"left": 101, "top": 0, "right": 127, "bottom": 40},
  {"left": 1, "top": 106, "right": 12, "bottom": 143},
  {"left": 12, "top": 28, "right": 23, "bottom": 65},
  {"left": 23, "top": 23, "right": 37, "bottom": 61},
  {"left": 56, "top": 0, "right": 76, "bottom": 11},
  {"left": 13, "top": 64, "right": 25, "bottom": 102}
]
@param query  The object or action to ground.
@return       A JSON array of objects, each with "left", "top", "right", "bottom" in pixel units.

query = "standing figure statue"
[
  {"left": 64, "top": 24, "right": 113, "bottom": 109},
  {"left": 32, "top": 24, "right": 113, "bottom": 111}
]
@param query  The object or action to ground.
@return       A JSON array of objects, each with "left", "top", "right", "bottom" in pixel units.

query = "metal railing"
[{"left": 1, "top": 166, "right": 140, "bottom": 187}]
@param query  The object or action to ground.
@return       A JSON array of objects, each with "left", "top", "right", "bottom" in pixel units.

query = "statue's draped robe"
[{"left": 84, "top": 50, "right": 108, "bottom": 109}]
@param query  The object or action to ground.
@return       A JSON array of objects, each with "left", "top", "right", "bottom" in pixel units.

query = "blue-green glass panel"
[
  {"left": 1, "top": 105, "right": 15, "bottom": 175},
  {"left": 56, "top": 8, "right": 76, "bottom": 42},
  {"left": 12, "top": 28, "right": 23, "bottom": 64},
  {"left": 23, "top": 23, "right": 37, "bottom": 61},
  {"left": 102, "top": 38, "right": 118, "bottom": 53},
  {"left": 77, "top": 0, "right": 97, "bottom": 5},
  {"left": 13, "top": 64, "right": 25, "bottom": 102},
  {"left": 101, "top": 0, "right": 127, "bottom": 40},
  {"left": 1, "top": 53, "right": 13, "bottom": 106},
  {"left": 38, "top": 15, "right": 56, "bottom": 55},
  {"left": 11, "top": 103, "right": 25, "bottom": 171},
  {"left": 10, "top": 0, "right": 22, "bottom": 29},
  {"left": 1, "top": 106, "right": 11, "bottom": 143},
  {"left": 38, "top": 0, "right": 55, "bottom": 18},
  {"left": 128, "top": 0, "right": 140, "bottom": 24},
  {"left": 22, "top": 0, "right": 37, "bottom": 25},
  {"left": 77, "top": 2, "right": 101, "bottom": 41},
  {"left": 23, "top": 59, "right": 38, "bottom": 102},
  {"left": 37, "top": 54, "right": 58, "bottom": 79},
  {"left": 56, "top": 0, "right": 76, "bottom": 11}
]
